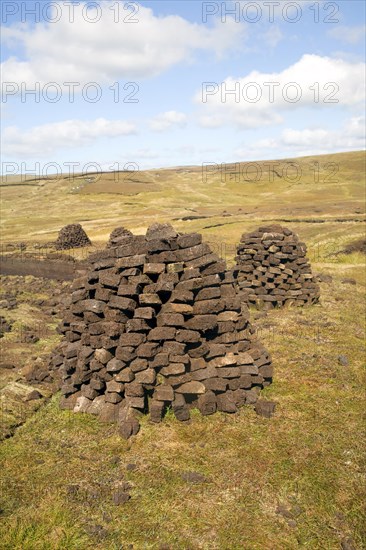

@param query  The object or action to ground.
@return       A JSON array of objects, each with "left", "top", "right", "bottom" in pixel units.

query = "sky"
[{"left": 1, "top": 0, "right": 365, "bottom": 176}]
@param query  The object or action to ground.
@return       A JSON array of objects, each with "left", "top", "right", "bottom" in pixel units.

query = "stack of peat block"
[
  {"left": 53, "top": 223, "right": 272, "bottom": 438},
  {"left": 235, "top": 224, "right": 320, "bottom": 309},
  {"left": 107, "top": 227, "right": 133, "bottom": 248},
  {"left": 55, "top": 223, "right": 91, "bottom": 250}
]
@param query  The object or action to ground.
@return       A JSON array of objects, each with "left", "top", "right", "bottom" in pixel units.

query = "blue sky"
[{"left": 1, "top": 0, "right": 365, "bottom": 175}]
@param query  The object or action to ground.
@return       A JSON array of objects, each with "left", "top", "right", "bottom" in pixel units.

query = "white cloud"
[
  {"left": 149, "top": 111, "right": 187, "bottom": 132},
  {"left": 1, "top": 1, "right": 247, "bottom": 88},
  {"left": 2, "top": 118, "right": 137, "bottom": 156},
  {"left": 234, "top": 116, "right": 365, "bottom": 159},
  {"left": 281, "top": 128, "right": 330, "bottom": 147},
  {"left": 281, "top": 117, "right": 365, "bottom": 151},
  {"left": 195, "top": 54, "right": 365, "bottom": 129},
  {"left": 328, "top": 25, "right": 366, "bottom": 44}
]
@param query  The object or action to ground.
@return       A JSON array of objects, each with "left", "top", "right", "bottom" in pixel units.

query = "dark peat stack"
[
  {"left": 51, "top": 224, "right": 272, "bottom": 438},
  {"left": 235, "top": 225, "right": 319, "bottom": 309},
  {"left": 55, "top": 224, "right": 91, "bottom": 250}
]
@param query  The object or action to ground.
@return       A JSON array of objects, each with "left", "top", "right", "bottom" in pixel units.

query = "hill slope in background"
[{"left": 1, "top": 151, "right": 365, "bottom": 250}]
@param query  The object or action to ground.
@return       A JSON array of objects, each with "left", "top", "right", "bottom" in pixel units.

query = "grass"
[
  {"left": 0, "top": 151, "right": 365, "bottom": 549},
  {"left": 0, "top": 264, "right": 365, "bottom": 549}
]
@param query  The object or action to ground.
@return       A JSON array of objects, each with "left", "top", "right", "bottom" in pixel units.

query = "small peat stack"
[
  {"left": 53, "top": 223, "right": 272, "bottom": 438},
  {"left": 55, "top": 224, "right": 91, "bottom": 250},
  {"left": 235, "top": 225, "right": 319, "bottom": 309},
  {"left": 107, "top": 227, "right": 133, "bottom": 248}
]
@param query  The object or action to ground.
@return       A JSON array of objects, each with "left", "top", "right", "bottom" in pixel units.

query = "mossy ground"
[{"left": 0, "top": 151, "right": 365, "bottom": 549}]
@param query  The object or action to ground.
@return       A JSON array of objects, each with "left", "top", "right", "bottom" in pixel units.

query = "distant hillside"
[{"left": 1, "top": 151, "right": 365, "bottom": 263}]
